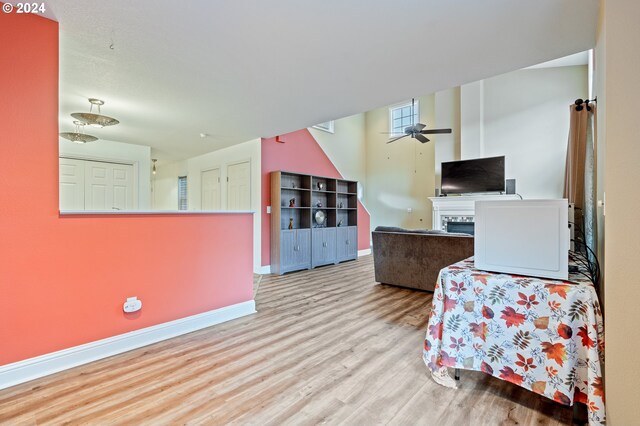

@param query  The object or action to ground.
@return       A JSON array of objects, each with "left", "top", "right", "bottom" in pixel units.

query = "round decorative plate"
[{"left": 314, "top": 210, "right": 326, "bottom": 225}]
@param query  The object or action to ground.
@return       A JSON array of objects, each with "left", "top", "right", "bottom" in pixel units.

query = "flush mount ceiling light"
[
  {"left": 59, "top": 120, "right": 98, "bottom": 143},
  {"left": 71, "top": 98, "right": 120, "bottom": 128}
]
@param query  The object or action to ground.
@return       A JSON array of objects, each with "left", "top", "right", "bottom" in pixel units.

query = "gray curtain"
[{"left": 564, "top": 103, "right": 597, "bottom": 258}]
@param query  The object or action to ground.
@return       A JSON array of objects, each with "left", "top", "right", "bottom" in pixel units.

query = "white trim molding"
[
  {"left": 0, "top": 300, "right": 256, "bottom": 391},
  {"left": 358, "top": 248, "right": 372, "bottom": 257},
  {"left": 255, "top": 265, "right": 272, "bottom": 275}
]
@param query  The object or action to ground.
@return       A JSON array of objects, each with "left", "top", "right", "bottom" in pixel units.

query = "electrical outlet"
[
  {"left": 267, "top": 206, "right": 271, "bottom": 214},
  {"left": 123, "top": 296, "right": 142, "bottom": 313},
  {"left": 407, "top": 208, "right": 412, "bottom": 213}
]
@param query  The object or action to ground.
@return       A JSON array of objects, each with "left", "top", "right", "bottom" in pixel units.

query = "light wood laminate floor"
[{"left": 0, "top": 255, "right": 573, "bottom": 425}]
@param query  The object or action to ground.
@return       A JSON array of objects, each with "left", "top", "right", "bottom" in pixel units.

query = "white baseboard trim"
[
  {"left": 255, "top": 265, "right": 271, "bottom": 275},
  {"left": 0, "top": 300, "right": 256, "bottom": 391},
  {"left": 358, "top": 248, "right": 372, "bottom": 257}
]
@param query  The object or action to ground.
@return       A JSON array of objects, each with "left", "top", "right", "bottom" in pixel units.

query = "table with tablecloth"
[{"left": 423, "top": 257, "right": 605, "bottom": 425}]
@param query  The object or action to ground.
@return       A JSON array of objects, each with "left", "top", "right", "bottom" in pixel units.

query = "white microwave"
[{"left": 474, "top": 199, "right": 569, "bottom": 280}]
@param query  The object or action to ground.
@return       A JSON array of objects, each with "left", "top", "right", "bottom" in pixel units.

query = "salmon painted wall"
[
  {"left": 0, "top": 12, "right": 253, "bottom": 365},
  {"left": 261, "top": 130, "right": 371, "bottom": 266}
]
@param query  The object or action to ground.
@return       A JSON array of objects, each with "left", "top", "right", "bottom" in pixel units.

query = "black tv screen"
[{"left": 441, "top": 156, "right": 505, "bottom": 195}]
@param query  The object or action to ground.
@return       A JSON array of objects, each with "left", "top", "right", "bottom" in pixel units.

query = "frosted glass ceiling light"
[
  {"left": 71, "top": 98, "right": 120, "bottom": 128},
  {"left": 59, "top": 120, "right": 99, "bottom": 144}
]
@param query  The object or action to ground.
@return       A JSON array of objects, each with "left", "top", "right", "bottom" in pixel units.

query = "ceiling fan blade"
[
  {"left": 386, "top": 134, "right": 408, "bottom": 144},
  {"left": 420, "top": 128, "right": 452, "bottom": 134},
  {"left": 414, "top": 123, "right": 426, "bottom": 131},
  {"left": 415, "top": 134, "right": 430, "bottom": 143}
]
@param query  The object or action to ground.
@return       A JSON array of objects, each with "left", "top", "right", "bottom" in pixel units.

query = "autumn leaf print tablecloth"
[{"left": 423, "top": 257, "right": 605, "bottom": 425}]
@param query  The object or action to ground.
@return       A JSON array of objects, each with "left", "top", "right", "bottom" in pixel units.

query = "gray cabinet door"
[
  {"left": 324, "top": 228, "right": 337, "bottom": 264},
  {"left": 311, "top": 228, "right": 324, "bottom": 267},
  {"left": 296, "top": 229, "right": 311, "bottom": 269},
  {"left": 280, "top": 230, "right": 297, "bottom": 272},
  {"left": 336, "top": 227, "right": 349, "bottom": 261},
  {"left": 312, "top": 228, "right": 337, "bottom": 267},
  {"left": 347, "top": 226, "right": 358, "bottom": 259}
]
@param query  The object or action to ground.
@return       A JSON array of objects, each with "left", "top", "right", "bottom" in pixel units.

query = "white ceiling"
[{"left": 47, "top": 0, "right": 599, "bottom": 162}]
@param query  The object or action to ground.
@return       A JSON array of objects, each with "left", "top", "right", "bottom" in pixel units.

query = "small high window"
[
  {"left": 312, "top": 121, "right": 335, "bottom": 133},
  {"left": 389, "top": 101, "right": 419, "bottom": 137}
]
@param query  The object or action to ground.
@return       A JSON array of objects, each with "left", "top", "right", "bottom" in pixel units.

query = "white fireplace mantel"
[{"left": 429, "top": 194, "right": 521, "bottom": 231}]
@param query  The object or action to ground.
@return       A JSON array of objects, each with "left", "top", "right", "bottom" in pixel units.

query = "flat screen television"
[{"left": 441, "top": 156, "right": 505, "bottom": 195}]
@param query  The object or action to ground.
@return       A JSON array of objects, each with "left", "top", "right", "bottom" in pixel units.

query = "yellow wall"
[
  {"left": 364, "top": 95, "right": 437, "bottom": 230},
  {"left": 601, "top": 0, "right": 640, "bottom": 423}
]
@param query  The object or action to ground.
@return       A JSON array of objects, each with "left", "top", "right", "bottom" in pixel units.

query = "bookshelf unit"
[{"left": 271, "top": 171, "right": 358, "bottom": 274}]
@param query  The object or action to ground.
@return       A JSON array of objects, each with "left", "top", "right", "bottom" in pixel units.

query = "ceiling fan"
[{"left": 384, "top": 98, "right": 452, "bottom": 144}]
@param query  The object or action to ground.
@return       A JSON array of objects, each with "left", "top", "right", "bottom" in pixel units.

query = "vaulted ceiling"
[{"left": 48, "top": 0, "right": 599, "bottom": 161}]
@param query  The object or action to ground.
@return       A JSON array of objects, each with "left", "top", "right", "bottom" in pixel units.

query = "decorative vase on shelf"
[
  {"left": 316, "top": 200, "right": 322, "bottom": 207},
  {"left": 317, "top": 182, "right": 325, "bottom": 191},
  {"left": 288, "top": 218, "right": 294, "bottom": 230},
  {"left": 289, "top": 198, "right": 296, "bottom": 207},
  {"left": 338, "top": 201, "right": 343, "bottom": 208}
]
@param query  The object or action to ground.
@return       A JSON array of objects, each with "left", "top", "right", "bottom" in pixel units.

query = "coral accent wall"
[
  {"left": 261, "top": 129, "right": 371, "bottom": 266},
  {"left": 0, "top": 12, "right": 253, "bottom": 365}
]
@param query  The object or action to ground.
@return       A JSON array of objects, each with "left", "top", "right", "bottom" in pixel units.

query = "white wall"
[
  {"left": 186, "top": 139, "right": 262, "bottom": 272},
  {"left": 364, "top": 95, "right": 437, "bottom": 231},
  {"left": 152, "top": 160, "right": 187, "bottom": 210},
  {"left": 309, "top": 113, "right": 367, "bottom": 202},
  {"left": 601, "top": 1, "right": 640, "bottom": 422},
  {"left": 59, "top": 138, "right": 151, "bottom": 209},
  {"left": 460, "top": 66, "right": 588, "bottom": 199},
  {"left": 434, "top": 87, "right": 461, "bottom": 187},
  {"left": 460, "top": 81, "right": 484, "bottom": 160}
]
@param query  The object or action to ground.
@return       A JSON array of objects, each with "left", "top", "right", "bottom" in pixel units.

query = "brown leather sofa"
[{"left": 371, "top": 227, "right": 474, "bottom": 292}]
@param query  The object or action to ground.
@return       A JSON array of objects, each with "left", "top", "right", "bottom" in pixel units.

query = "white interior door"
[
  {"left": 227, "top": 161, "right": 251, "bottom": 210},
  {"left": 111, "top": 163, "right": 134, "bottom": 210},
  {"left": 85, "top": 161, "right": 109, "bottom": 210},
  {"left": 201, "top": 168, "right": 221, "bottom": 210},
  {"left": 59, "top": 158, "right": 85, "bottom": 210},
  {"left": 84, "top": 161, "right": 134, "bottom": 211}
]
